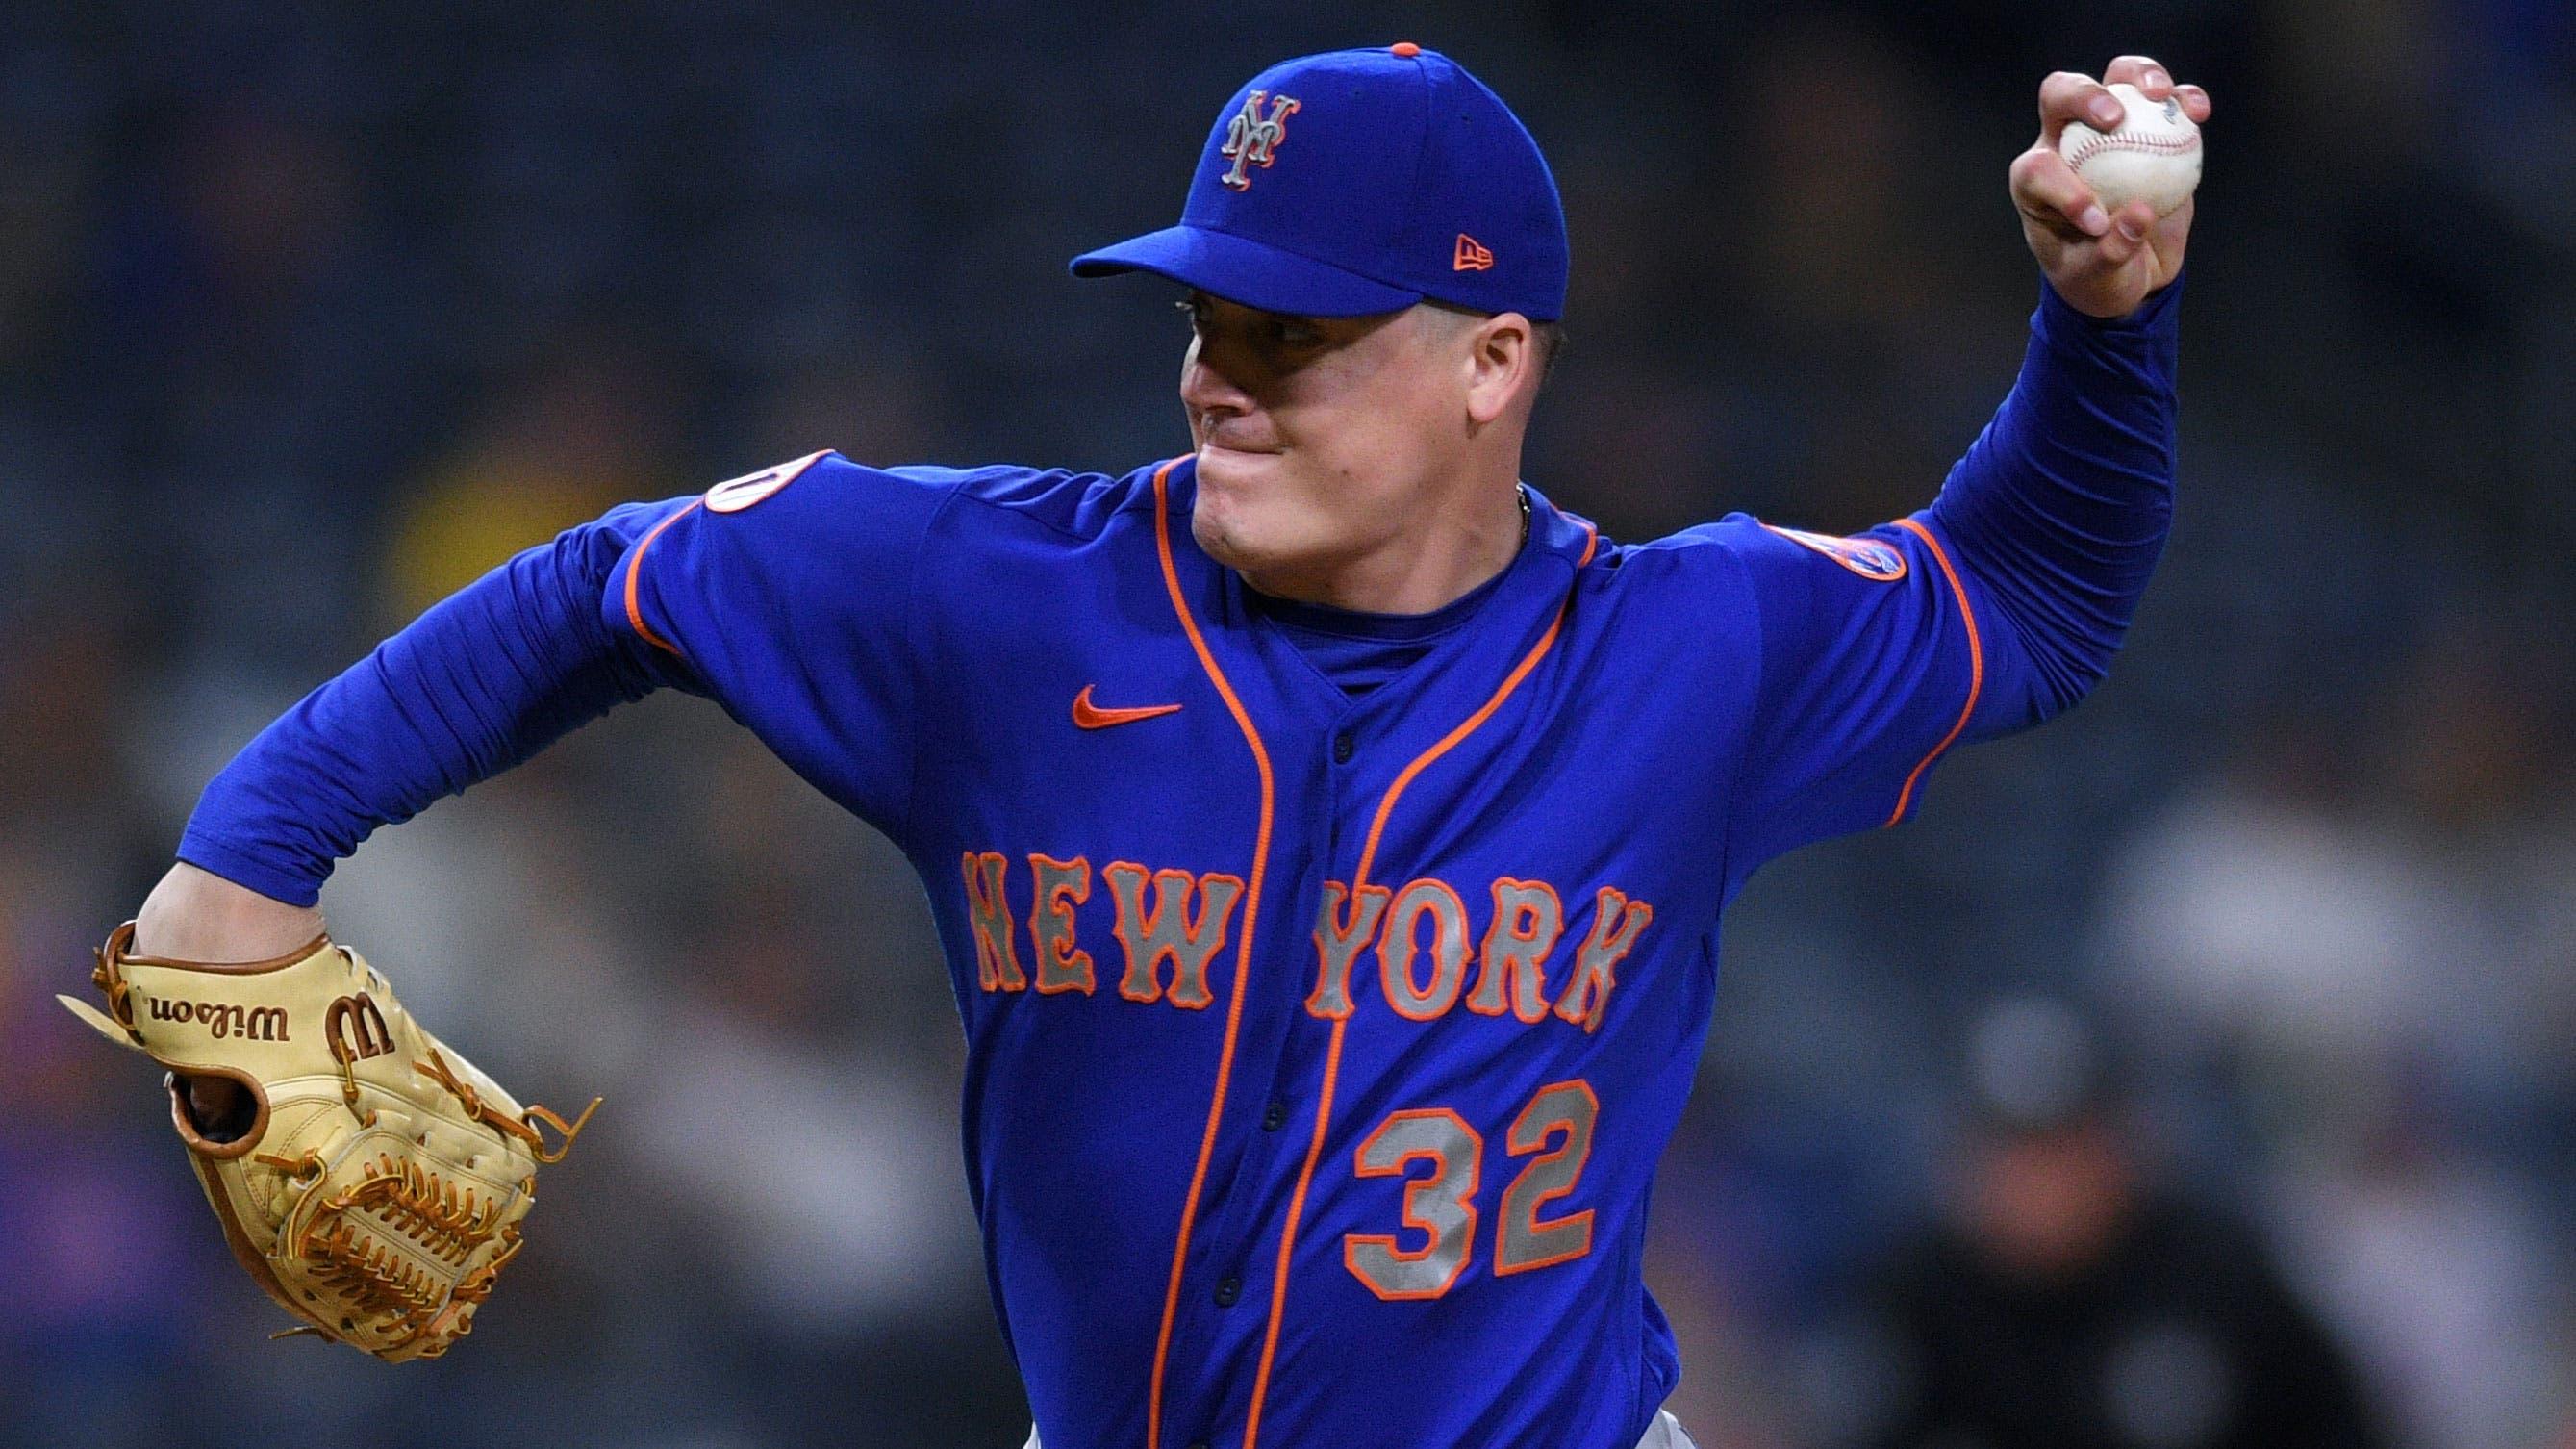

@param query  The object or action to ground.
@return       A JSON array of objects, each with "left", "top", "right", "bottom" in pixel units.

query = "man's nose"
[{"left": 1180, "top": 343, "right": 1257, "bottom": 417}]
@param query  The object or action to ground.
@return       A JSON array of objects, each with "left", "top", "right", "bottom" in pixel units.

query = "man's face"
[{"left": 1177, "top": 291, "right": 1473, "bottom": 582}]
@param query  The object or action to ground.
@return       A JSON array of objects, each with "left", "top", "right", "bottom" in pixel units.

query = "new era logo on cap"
[{"left": 1070, "top": 44, "right": 1568, "bottom": 321}]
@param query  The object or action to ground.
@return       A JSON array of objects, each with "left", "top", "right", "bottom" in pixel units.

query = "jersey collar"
[{"left": 1163, "top": 456, "right": 1603, "bottom": 732}]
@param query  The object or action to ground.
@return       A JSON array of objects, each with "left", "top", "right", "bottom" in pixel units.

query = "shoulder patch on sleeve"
[
  {"left": 1760, "top": 523, "right": 1908, "bottom": 582},
  {"left": 705, "top": 450, "right": 830, "bottom": 514}
]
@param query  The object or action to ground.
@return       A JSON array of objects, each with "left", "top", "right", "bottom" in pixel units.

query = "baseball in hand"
[{"left": 2059, "top": 83, "right": 2202, "bottom": 217}]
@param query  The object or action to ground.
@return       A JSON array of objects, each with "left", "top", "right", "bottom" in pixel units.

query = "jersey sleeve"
[
  {"left": 1706, "top": 511, "right": 2029, "bottom": 877},
  {"left": 1714, "top": 277, "right": 2180, "bottom": 880},
  {"left": 178, "top": 510, "right": 672, "bottom": 907},
  {"left": 603, "top": 450, "right": 957, "bottom": 839}
]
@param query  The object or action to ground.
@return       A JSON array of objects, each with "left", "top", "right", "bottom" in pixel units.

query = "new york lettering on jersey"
[{"left": 612, "top": 450, "right": 1993, "bottom": 1449}]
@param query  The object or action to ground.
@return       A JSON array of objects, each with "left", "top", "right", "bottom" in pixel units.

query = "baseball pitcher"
[{"left": 84, "top": 43, "right": 2206, "bottom": 1449}]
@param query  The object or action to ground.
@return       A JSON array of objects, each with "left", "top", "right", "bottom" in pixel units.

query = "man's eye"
[{"left": 1272, "top": 320, "right": 1320, "bottom": 347}]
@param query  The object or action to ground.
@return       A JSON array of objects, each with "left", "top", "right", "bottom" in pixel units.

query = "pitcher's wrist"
[{"left": 132, "top": 860, "right": 326, "bottom": 962}]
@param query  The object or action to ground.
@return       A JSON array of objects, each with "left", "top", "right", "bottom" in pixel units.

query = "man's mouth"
[{"left": 1195, "top": 412, "right": 1281, "bottom": 454}]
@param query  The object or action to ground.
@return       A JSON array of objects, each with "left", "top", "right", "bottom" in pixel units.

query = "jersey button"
[
  {"left": 1214, "top": 1275, "right": 1242, "bottom": 1307},
  {"left": 1261, "top": 1100, "right": 1289, "bottom": 1131},
  {"left": 1332, "top": 731, "right": 1355, "bottom": 764}
]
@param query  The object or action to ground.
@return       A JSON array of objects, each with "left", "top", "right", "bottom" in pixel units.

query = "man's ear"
[{"left": 1464, "top": 312, "right": 1536, "bottom": 426}]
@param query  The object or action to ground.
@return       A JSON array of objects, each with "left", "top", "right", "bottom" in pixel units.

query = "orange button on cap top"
[{"left": 1391, "top": 42, "right": 1421, "bottom": 57}]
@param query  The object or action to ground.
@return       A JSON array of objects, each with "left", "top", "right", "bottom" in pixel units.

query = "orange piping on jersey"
[
  {"left": 1247, "top": 1013, "right": 1346, "bottom": 1449},
  {"left": 621, "top": 499, "right": 704, "bottom": 657},
  {"left": 1885, "top": 518, "right": 1983, "bottom": 826},
  {"left": 1145, "top": 459, "right": 1276, "bottom": 1449},
  {"left": 1242, "top": 520, "right": 1600, "bottom": 1449},
  {"left": 1352, "top": 522, "right": 1598, "bottom": 897}
]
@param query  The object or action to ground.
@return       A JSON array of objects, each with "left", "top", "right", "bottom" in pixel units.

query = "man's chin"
[
  {"left": 1189, "top": 507, "right": 1258, "bottom": 570},
  {"left": 1190, "top": 453, "right": 1330, "bottom": 574},
  {"left": 1189, "top": 499, "right": 1301, "bottom": 575}
]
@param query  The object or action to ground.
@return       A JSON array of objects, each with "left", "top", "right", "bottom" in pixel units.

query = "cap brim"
[{"left": 1070, "top": 225, "right": 1421, "bottom": 318}]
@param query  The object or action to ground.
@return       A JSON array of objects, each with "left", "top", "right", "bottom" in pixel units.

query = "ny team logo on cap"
[{"left": 1218, "top": 90, "right": 1300, "bottom": 190}]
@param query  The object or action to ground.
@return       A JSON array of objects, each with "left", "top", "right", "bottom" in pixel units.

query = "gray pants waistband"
[{"left": 1024, "top": 1407, "right": 1697, "bottom": 1449}]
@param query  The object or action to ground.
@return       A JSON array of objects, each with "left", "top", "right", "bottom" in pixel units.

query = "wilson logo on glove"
[
  {"left": 146, "top": 995, "right": 290, "bottom": 1041},
  {"left": 327, "top": 992, "right": 394, "bottom": 1062}
]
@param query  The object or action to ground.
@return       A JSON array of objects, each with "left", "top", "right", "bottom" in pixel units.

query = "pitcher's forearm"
[
  {"left": 1927, "top": 275, "right": 2179, "bottom": 726},
  {"left": 178, "top": 511, "right": 675, "bottom": 906},
  {"left": 132, "top": 860, "right": 327, "bottom": 961}
]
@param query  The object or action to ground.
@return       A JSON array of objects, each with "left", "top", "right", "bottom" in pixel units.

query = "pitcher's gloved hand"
[{"left": 63, "top": 923, "right": 600, "bottom": 1361}]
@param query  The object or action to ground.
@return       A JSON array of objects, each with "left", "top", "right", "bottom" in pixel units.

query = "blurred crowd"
[{"left": 3, "top": 2, "right": 2572, "bottom": 1446}]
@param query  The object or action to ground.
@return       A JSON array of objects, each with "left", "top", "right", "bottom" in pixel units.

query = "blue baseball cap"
[{"left": 1071, "top": 44, "right": 1568, "bottom": 321}]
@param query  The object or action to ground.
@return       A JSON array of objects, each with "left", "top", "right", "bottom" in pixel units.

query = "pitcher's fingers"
[
  {"left": 2012, "top": 144, "right": 2109, "bottom": 236},
  {"left": 2038, "top": 70, "right": 2119, "bottom": 143},
  {"left": 2174, "top": 84, "right": 2211, "bottom": 124},
  {"left": 2103, "top": 55, "right": 2173, "bottom": 95},
  {"left": 2089, "top": 215, "right": 2143, "bottom": 267}
]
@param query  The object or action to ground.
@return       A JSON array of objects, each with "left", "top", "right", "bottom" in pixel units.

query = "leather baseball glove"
[{"left": 60, "top": 921, "right": 599, "bottom": 1361}]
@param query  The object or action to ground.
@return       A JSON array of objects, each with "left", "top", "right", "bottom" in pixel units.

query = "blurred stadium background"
[{"left": 4, "top": 2, "right": 2572, "bottom": 1446}]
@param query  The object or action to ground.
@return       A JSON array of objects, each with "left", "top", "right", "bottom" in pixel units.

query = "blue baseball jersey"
[
  {"left": 610, "top": 452, "right": 2015, "bottom": 1449},
  {"left": 180, "top": 280, "right": 2176, "bottom": 1449}
]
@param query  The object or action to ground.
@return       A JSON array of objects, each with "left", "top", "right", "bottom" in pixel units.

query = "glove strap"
[
  {"left": 411, "top": 1048, "right": 603, "bottom": 1164},
  {"left": 521, "top": 1098, "right": 605, "bottom": 1164},
  {"left": 74, "top": 922, "right": 146, "bottom": 1045}
]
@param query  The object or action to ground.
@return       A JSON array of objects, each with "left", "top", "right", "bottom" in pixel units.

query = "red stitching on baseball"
[{"left": 2063, "top": 132, "right": 2201, "bottom": 170}]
